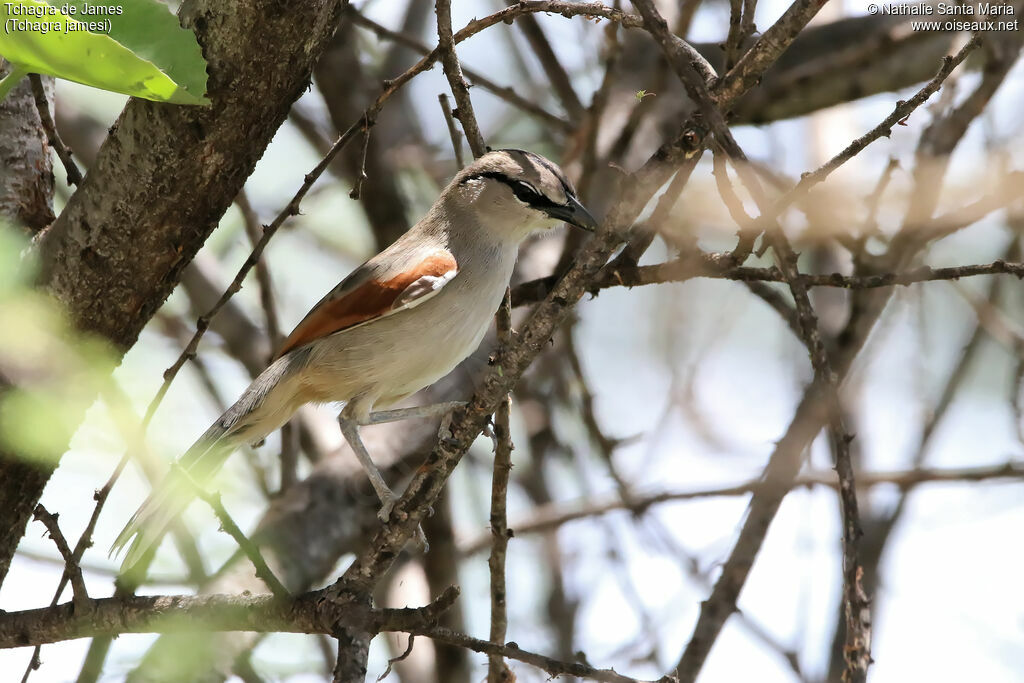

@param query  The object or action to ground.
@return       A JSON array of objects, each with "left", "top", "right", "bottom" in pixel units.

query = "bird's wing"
[{"left": 275, "top": 248, "right": 458, "bottom": 358}]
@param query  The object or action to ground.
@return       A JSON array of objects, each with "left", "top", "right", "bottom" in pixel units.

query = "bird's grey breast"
[{"left": 303, "top": 238, "right": 516, "bottom": 404}]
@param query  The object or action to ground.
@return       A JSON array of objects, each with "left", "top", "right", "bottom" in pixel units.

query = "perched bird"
[{"left": 112, "top": 149, "right": 598, "bottom": 569}]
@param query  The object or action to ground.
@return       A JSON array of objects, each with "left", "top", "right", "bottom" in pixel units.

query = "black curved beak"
[{"left": 545, "top": 194, "right": 598, "bottom": 232}]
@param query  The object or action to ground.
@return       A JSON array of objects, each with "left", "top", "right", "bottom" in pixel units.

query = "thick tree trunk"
[
  {"left": 0, "top": 0, "right": 347, "bottom": 588},
  {"left": 0, "top": 62, "right": 56, "bottom": 587}
]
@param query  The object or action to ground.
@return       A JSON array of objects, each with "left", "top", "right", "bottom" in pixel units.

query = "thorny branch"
[{"left": 433, "top": 9, "right": 516, "bottom": 679}]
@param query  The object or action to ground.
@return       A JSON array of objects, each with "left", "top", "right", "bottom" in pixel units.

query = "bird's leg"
[
  {"left": 341, "top": 401, "right": 462, "bottom": 549},
  {"left": 337, "top": 413, "right": 398, "bottom": 522},
  {"left": 360, "top": 403, "right": 464, "bottom": 520},
  {"left": 361, "top": 401, "right": 466, "bottom": 426},
  {"left": 338, "top": 406, "right": 430, "bottom": 551}
]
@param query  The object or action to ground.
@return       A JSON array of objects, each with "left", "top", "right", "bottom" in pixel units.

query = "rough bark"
[
  {"left": 0, "top": 0, "right": 347, "bottom": 588},
  {"left": 0, "top": 63, "right": 55, "bottom": 588},
  {"left": 0, "top": 61, "right": 54, "bottom": 235}
]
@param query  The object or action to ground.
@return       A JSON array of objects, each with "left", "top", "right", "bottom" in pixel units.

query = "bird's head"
[{"left": 450, "top": 149, "right": 598, "bottom": 240}]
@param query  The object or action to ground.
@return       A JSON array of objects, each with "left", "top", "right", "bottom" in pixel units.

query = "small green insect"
[{"left": 635, "top": 90, "right": 657, "bottom": 101}]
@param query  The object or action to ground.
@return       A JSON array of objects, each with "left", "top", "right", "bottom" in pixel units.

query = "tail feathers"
[
  {"left": 111, "top": 423, "right": 237, "bottom": 571},
  {"left": 111, "top": 357, "right": 298, "bottom": 571}
]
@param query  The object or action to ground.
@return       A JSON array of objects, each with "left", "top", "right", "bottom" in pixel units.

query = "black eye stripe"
[
  {"left": 496, "top": 148, "right": 577, "bottom": 198},
  {"left": 461, "top": 171, "right": 566, "bottom": 211}
]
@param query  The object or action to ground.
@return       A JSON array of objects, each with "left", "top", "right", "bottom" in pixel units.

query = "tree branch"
[
  {"left": 27, "top": 74, "right": 82, "bottom": 186},
  {"left": 30, "top": 506, "right": 89, "bottom": 613},
  {"left": 458, "top": 461, "right": 1024, "bottom": 554},
  {"left": 436, "top": 0, "right": 488, "bottom": 157}
]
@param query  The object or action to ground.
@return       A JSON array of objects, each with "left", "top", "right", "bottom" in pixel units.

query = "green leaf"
[
  {"left": 0, "top": 0, "right": 208, "bottom": 104},
  {"left": 0, "top": 63, "right": 28, "bottom": 99}
]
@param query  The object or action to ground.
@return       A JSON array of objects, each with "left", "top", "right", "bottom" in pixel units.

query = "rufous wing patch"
[{"left": 275, "top": 250, "right": 458, "bottom": 358}]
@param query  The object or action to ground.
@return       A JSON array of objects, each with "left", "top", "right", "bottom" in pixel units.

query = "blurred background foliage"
[{"left": 0, "top": 224, "right": 117, "bottom": 465}]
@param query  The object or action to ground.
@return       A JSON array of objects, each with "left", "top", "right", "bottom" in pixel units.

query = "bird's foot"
[
  {"left": 375, "top": 496, "right": 429, "bottom": 552},
  {"left": 436, "top": 402, "right": 468, "bottom": 439},
  {"left": 376, "top": 491, "right": 398, "bottom": 522}
]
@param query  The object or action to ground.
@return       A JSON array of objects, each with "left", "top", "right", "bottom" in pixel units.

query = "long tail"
[
  {"left": 110, "top": 357, "right": 299, "bottom": 571},
  {"left": 110, "top": 421, "right": 244, "bottom": 571}
]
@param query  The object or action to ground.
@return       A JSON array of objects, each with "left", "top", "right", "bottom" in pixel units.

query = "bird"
[{"left": 111, "top": 148, "right": 598, "bottom": 570}]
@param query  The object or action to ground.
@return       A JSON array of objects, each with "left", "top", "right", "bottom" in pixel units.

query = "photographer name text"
[{"left": 866, "top": 2, "right": 1017, "bottom": 29}]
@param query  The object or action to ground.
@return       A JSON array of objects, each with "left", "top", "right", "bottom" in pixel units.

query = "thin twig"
[
  {"left": 566, "top": 326, "right": 635, "bottom": 496},
  {"left": 738, "top": 0, "right": 758, "bottom": 52},
  {"left": 723, "top": 0, "right": 745, "bottom": 72},
  {"left": 28, "top": 74, "right": 83, "bottom": 186},
  {"left": 349, "top": 9, "right": 572, "bottom": 131},
  {"left": 411, "top": 626, "right": 674, "bottom": 683},
  {"left": 513, "top": 253, "right": 1024, "bottom": 308},
  {"left": 172, "top": 464, "right": 290, "bottom": 599},
  {"left": 742, "top": 279, "right": 802, "bottom": 338},
  {"left": 487, "top": 292, "right": 515, "bottom": 682},
  {"left": 348, "top": 118, "right": 371, "bottom": 201},
  {"left": 377, "top": 634, "right": 415, "bottom": 682},
  {"left": 235, "top": 190, "right": 297, "bottom": 492},
  {"left": 506, "top": 1, "right": 585, "bottom": 118},
  {"left": 31, "top": 506, "right": 89, "bottom": 612},
  {"left": 236, "top": 190, "right": 282, "bottom": 354},
  {"left": 795, "top": 39, "right": 980, "bottom": 192},
  {"left": 438, "top": 94, "right": 466, "bottom": 168},
  {"left": 459, "top": 461, "right": 1024, "bottom": 554}
]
